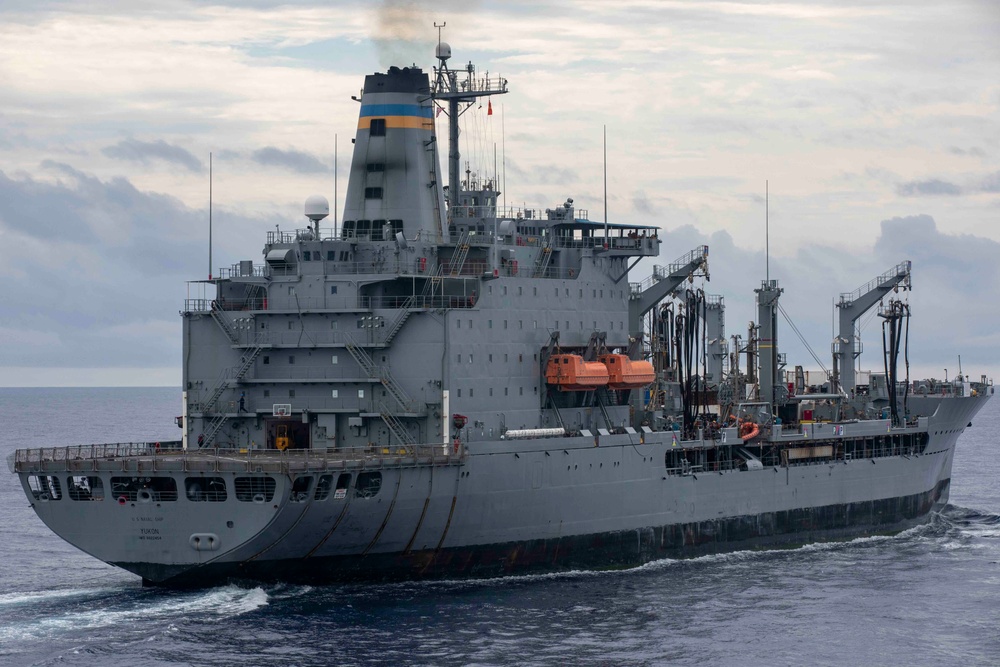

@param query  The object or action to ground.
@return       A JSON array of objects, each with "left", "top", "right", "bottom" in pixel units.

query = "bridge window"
[{"left": 369, "top": 118, "right": 386, "bottom": 136}]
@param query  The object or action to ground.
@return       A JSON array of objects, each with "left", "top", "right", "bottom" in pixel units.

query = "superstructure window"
[
  {"left": 111, "top": 477, "right": 177, "bottom": 502},
  {"left": 355, "top": 472, "right": 382, "bottom": 498},
  {"left": 185, "top": 477, "right": 227, "bottom": 502},
  {"left": 334, "top": 473, "right": 351, "bottom": 499},
  {"left": 27, "top": 475, "right": 62, "bottom": 501},
  {"left": 291, "top": 476, "right": 313, "bottom": 502},
  {"left": 367, "top": 162, "right": 385, "bottom": 172},
  {"left": 314, "top": 475, "right": 333, "bottom": 500},
  {"left": 356, "top": 219, "right": 372, "bottom": 237},
  {"left": 342, "top": 220, "right": 356, "bottom": 239},
  {"left": 372, "top": 219, "right": 387, "bottom": 241},
  {"left": 390, "top": 220, "right": 403, "bottom": 237},
  {"left": 235, "top": 477, "right": 276, "bottom": 502},
  {"left": 67, "top": 475, "right": 103, "bottom": 501},
  {"left": 364, "top": 188, "right": 383, "bottom": 199},
  {"left": 369, "top": 118, "right": 386, "bottom": 136}
]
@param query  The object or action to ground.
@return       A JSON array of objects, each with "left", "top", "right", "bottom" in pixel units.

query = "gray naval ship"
[{"left": 9, "top": 43, "right": 994, "bottom": 587}]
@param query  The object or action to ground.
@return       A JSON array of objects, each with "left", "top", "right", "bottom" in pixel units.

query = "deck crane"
[
  {"left": 832, "top": 260, "right": 911, "bottom": 395},
  {"left": 627, "top": 245, "right": 710, "bottom": 337}
]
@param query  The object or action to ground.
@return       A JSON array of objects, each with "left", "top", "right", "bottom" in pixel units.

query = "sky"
[{"left": 0, "top": 0, "right": 997, "bottom": 387}]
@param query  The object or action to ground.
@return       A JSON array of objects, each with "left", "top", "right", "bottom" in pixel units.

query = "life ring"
[{"left": 118, "top": 495, "right": 128, "bottom": 505}]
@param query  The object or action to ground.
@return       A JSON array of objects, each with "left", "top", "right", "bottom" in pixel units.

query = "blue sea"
[{"left": 1, "top": 387, "right": 998, "bottom": 666}]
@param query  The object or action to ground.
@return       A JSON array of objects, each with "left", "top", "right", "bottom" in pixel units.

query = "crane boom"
[
  {"left": 628, "top": 245, "right": 709, "bottom": 335},
  {"left": 833, "top": 260, "right": 911, "bottom": 394}
]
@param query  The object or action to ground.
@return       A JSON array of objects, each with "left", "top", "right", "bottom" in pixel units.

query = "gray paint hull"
[{"left": 16, "top": 393, "right": 987, "bottom": 587}]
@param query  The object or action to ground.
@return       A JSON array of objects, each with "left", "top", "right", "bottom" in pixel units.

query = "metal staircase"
[
  {"left": 378, "top": 402, "right": 414, "bottom": 445},
  {"left": 421, "top": 263, "right": 445, "bottom": 302},
  {"left": 345, "top": 335, "right": 419, "bottom": 445},
  {"left": 533, "top": 243, "right": 553, "bottom": 278},
  {"left": 210, "top": 303, "right": 239, "bottom": 343},
  {"left": 345, "top": 335, "right": 413, "bottom": 411},
  {"left": 201, "top": 334, "right": 266, "bottom": 446},
  {"left": 382, "top": 296, "right": 416, "bottom": 345},
  {"left": 449, "top": 230, "right": 471, "bottom": 276}
]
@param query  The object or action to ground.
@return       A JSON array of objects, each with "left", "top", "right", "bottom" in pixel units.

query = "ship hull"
[
  {"left": 126, "top": 477, "right": 949, "bottom": 587},
  {"left": 13, "top": 393, "right": 988, "bottom": 588}
]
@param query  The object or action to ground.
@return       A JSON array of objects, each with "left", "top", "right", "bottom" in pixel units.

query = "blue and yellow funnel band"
[
  {"left": 360, "top": 104, "right": 433, "bottom": 118},
  {"left": 357, "top": 116, "right": 434, "bottom": 130},
  {"left": 358, "top": 103, "right": 435, "bottom": 130}
]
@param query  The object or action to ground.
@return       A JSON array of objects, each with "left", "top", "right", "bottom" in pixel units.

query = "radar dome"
[
  {"left": 304, "top": 195, "right": 329, "bottom": 222},
  {"left": 436, "top": 42, "right": 452, "bottom": 61}
]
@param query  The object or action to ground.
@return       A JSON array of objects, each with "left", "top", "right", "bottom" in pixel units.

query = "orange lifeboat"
[
  {"left": 545, "top": 354, "right": 610, "bottom": 391},
  {"left": 598, "top": 354, "right": 656, "bottom": 390}
]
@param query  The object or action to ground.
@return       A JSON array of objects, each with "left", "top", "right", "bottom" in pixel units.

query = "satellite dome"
[
  {"left": 304, "top": 195, "right": 329, "bottom": 222},
  {"left": 436, "top": 42, "right": 452, "bottom": 61}
]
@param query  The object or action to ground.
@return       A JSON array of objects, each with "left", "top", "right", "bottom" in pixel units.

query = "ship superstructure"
[{"left": 9, "top": 43, "right": 994, "bottom": 587}]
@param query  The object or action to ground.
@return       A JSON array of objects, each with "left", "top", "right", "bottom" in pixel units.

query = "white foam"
[
  {"left": 0, "top": 585, "right": 269, "bottom": 644},
  {"left": 0, "top": 588, "right": 112, "bottom": 608}
]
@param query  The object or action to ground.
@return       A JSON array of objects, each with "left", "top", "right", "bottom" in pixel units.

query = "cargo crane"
[
  {"left": 628, "top": 245, "right": 709, "bottom": 336},
  {"left": 832, "top": 261, "right": 912, "bottom": 395}
]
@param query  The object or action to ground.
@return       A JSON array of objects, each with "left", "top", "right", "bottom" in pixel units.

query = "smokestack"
[{"left": 341, "top": 66, "right": 446, "bottom": 240}]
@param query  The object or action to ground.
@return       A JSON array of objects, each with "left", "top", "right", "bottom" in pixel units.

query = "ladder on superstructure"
[
  {"left": 382, "top": 295, "right": 416, "bottom": 345},
  {"left": 345, "top": 335, "right": 417, "bottom": 444},
  {"left": 449, "top": 230, "right": 471, "bottom": 276},
  {"left": 532, "top": 242, "right": 553, "bottom": 278}
]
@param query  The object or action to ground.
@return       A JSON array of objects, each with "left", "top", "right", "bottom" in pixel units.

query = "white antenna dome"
[
  {"left": 304, "top": 195, "right": 329, "bottom": 222},
  {"left": 436, "top": 42, "right": 452, "bottom": 61}
]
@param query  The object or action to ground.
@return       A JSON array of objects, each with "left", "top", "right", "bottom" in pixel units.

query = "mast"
[{"left": 432, "top": 30, "right": 508, "bottom": 219}]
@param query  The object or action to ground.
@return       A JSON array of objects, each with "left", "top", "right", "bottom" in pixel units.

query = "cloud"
[
  {"left": 0, "top": 164, "right": 281, "bottom": 374},
  {"left": 102, "top": 138, "right": 204, "bottom": 172},
  {"left": 979, "top": 171, "right": 1000, "bottom": 193},
  {"left": 948, "top": 146, "right": 987, "bottom": 158},
  {"left": 251, "top": 146, "right": 330, "bottom": 173},
  {"left": 896, "top": 179, "right": 963, "bottom": 196}
]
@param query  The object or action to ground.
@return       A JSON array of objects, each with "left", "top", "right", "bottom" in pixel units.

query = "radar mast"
[{"left": 431, "top": 25, "right": 508, "bottom": 218}]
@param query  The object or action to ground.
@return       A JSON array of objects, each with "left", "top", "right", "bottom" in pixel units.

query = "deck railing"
[{"left": 11, "top": 442, "right": 464, "bottom": 475}]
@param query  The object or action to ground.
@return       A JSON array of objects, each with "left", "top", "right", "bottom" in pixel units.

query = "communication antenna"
[
  {"left": 765, "top": 180, "right": 769, "bottom": 283},
  {"left": 208, "top": 152, "right": 213, "bottom": 280},
  {"left": 334, "top": 134, "right": 338, "bottom": 237},
  {"left": 603, "top": 125, "right": 608, "bottom": 246},
  {"left": 502, "top": 104, "right": 506, "bottom": 213}
]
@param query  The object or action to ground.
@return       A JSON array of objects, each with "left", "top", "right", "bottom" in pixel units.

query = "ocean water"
[{"left": 1, "top": 387, "right": 998, "bottom": 666}]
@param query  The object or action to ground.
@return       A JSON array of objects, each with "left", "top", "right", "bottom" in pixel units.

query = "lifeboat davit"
[
  {"left": 545, "top": 354, "right": 610, "bottom": 391},
  {"left": 598, "top": 354, "right": 656, "bottom": 390}
]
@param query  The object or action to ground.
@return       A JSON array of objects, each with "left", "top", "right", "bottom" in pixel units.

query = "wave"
[
  {"left": 0, "top": 588, "right": 117, "bottom": 609},
  {"left": 0, "top": 585, "right": 269, "bottom": 644}
]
